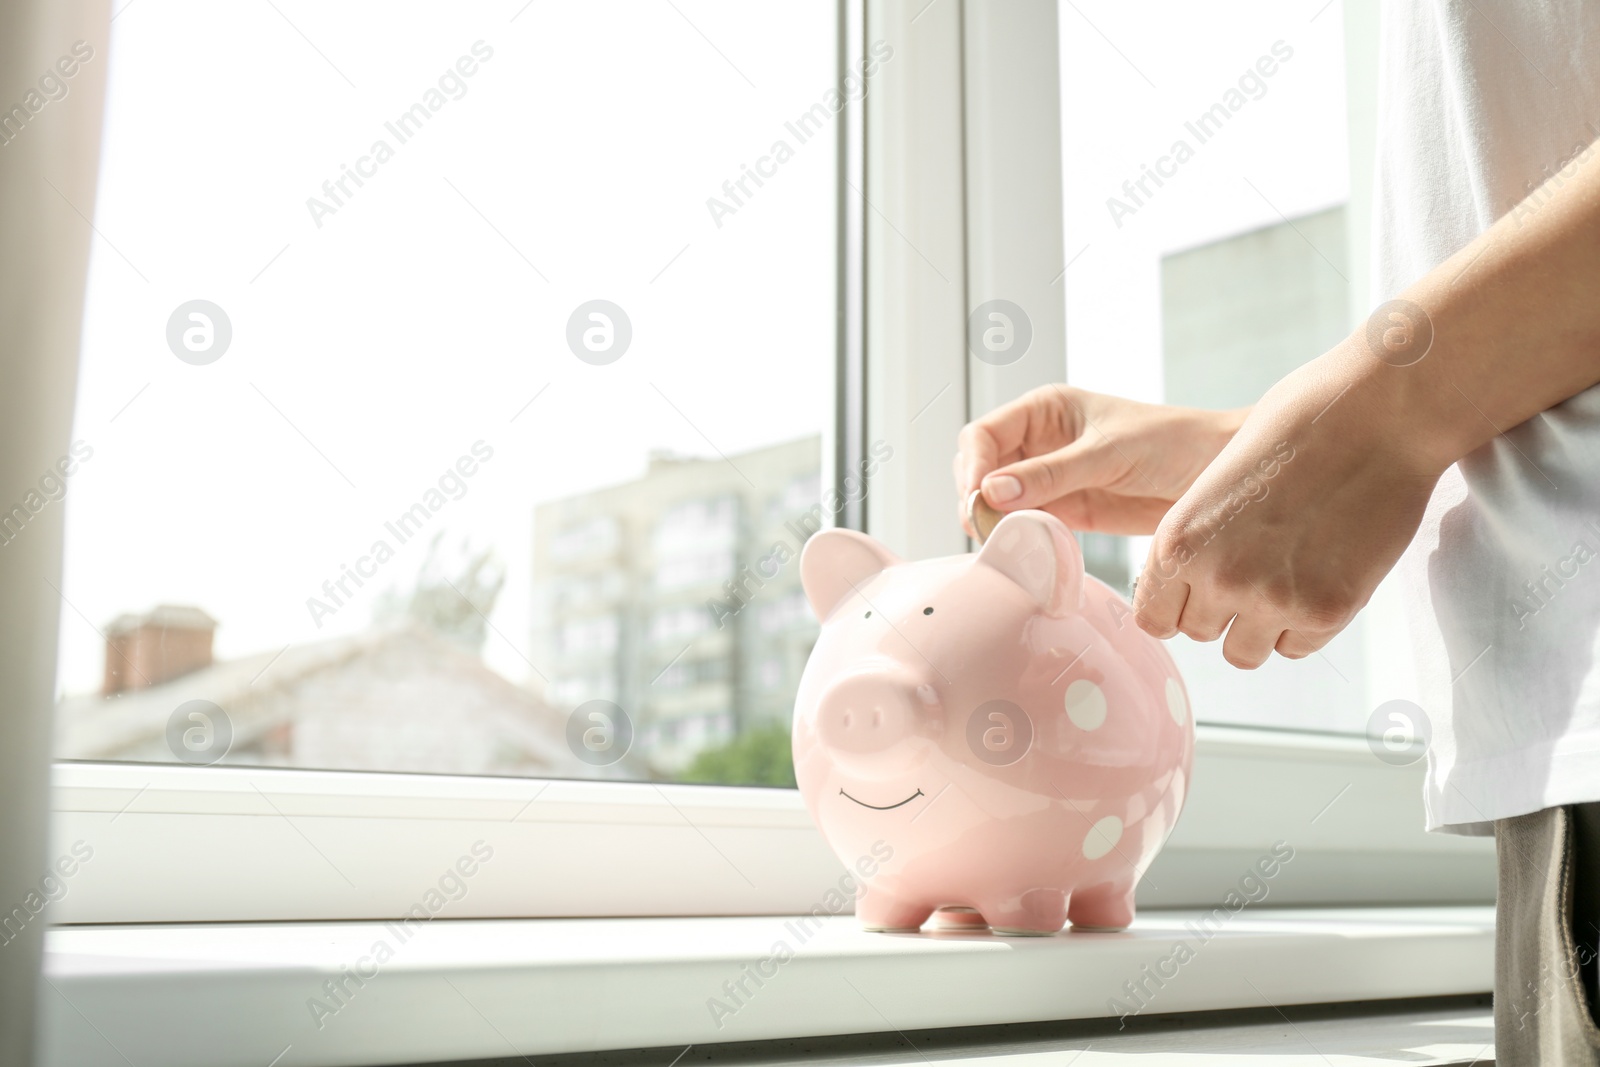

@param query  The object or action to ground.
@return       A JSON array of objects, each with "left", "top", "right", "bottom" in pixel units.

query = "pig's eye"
[
  {"left": 923, "top": 606, "right": 934, "bottom": 615},
  {"left": 864, "top": 610, "right": 872, "bottom": 619}
]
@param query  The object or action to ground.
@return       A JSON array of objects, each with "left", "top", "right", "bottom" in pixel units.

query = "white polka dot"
[
  {"left": 1165, "top": 678, "right": 1188, "bottom": 725},
  {"left": 1064, "top": 679, "right": 1107, "bottom": 731},
  {"left": 1082, "top": 815, "right": 1123, "bottom": 860}
]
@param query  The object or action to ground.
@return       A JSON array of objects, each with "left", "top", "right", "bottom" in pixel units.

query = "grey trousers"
[{"left": 1496, "top": 803, "right": 1600, "bottom": 1064}]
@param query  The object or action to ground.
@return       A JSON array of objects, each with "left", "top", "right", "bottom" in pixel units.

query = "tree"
[{"left": 678, "top": 722, "right": 795, "bottom": 787}]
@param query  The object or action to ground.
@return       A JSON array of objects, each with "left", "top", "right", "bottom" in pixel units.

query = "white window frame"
[
  {"left": 51, "top": 722, "right": 1488, "bottom": 924},
  {"left": 46, "top": 0, "right": 1491, "bottom": 928}
]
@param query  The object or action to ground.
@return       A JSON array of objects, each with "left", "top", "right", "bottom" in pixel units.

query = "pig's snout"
[
  {"left": 818, "top": 675, "right": 914, "bottom": 753},
  {"left": 815, "top": 667, "right": 937, "bottom": 778}
]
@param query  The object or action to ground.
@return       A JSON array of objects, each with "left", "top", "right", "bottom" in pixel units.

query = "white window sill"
[{"left": 42, "top": 906, "right": 1493, "bottom": 1067}]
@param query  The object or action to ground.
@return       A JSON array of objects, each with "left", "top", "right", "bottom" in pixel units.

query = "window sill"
[{"left": 42, "top": 906, "right": 1493, "bottom": 1067}]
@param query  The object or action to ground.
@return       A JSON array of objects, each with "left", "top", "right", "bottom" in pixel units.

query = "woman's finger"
[
  {"left": 1176, "top": 593, "right": 1237, "bottom": 643},
  {"left": 956, "top": 386, "right": 1080, "bottom": 497},
  {"left": 1275, "top": 627, "right": 1326, "bottom": 660},
  {"left": 979, "top": 435, "right": 1121, "bottom": 511},
  {"left": 1132, "top": 560, "right": 1189, "bottom": 639},
  {"left": 1220, "top": 610, "right": 1286, "bottom": 670}
]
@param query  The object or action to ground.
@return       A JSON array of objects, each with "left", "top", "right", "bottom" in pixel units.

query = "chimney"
[{"left": 102, "top": 605, "right": 218, "bottom": 697}]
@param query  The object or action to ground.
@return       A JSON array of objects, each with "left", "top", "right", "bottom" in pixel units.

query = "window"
[
  {"left": 54, "top": 1, "right": 839, "bottom": 786},
  {"left": 42, "top": 0, "right": 1489, "bottom": 933},
  {"left": 1058, "top": 0, "right": 1412, "bottom": 734}
]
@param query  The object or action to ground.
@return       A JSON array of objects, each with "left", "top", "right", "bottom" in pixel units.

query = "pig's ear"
[
  {"left": 975, "top": 511, "right": 1084, "bottom": 617},
  {"left": 800, "top": 529, "right": 901, "bottom": 621}
]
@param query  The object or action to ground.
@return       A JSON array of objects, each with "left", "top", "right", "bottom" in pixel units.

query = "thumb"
[{"left": 980, "top": 438, "right": 1121, "bottom": 511}]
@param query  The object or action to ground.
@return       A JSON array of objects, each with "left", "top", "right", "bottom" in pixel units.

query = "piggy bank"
[{"left": 792, "top": 511, "right": 1193, "bottom": 935}]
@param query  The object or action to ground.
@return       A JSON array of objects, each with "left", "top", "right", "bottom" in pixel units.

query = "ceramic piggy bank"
[{"left": 792, "top": 511, "right": 1193, "bottom": 935}]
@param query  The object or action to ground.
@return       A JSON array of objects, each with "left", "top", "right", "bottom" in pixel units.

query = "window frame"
[
  {"left": 45, "top": 0, "right": 1492, "bottom": 928},
  {"left": 50, "top": 722, "right": 1489, "bottom": 924}
]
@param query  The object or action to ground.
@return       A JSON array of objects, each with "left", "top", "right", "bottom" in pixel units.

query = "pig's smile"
[{"left": 839, "top": 787, "right": 925, "bottom": 810}]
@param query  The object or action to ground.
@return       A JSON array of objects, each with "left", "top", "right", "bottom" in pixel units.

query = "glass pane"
[
  {"left": 54, "top": 1, "right": 838, "bottom": 785},
  {"left": 1059, "top": 1, "right": 1408, "bottom": 732}
]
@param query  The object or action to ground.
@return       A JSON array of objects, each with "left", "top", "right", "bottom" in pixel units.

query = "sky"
[{"left": 56, "top": 0, "right": 1368, "bottom": 723}]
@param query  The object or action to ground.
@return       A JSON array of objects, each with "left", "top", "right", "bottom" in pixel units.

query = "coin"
[{"left": 966, "top": 489, "right": 1004, "bottom": 545}]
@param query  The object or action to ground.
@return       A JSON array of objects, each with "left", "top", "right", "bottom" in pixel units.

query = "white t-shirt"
[{"left": 1380, "top": 0, "right": 1600, "bottom": 834}]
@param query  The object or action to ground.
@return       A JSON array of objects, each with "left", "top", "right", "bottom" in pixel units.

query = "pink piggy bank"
[{"left": 793, "top": 511, "right": 1193, "bottom": 935}]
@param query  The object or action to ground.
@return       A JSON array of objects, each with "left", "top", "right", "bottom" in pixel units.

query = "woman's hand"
[
  {"left": 1132, "top": 342, "right": 1446, "bottom": 668},
  {"left": 1131, "top": 127, "right": 1600, "bottom": 668},
  {"left": 954, "top": 384, "right": 1246, "bottom": 537}
]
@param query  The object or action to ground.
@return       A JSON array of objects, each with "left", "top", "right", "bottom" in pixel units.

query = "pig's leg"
[
  {"left": 856, "top": 888, "right": 933, "bottom": 932},
  {"left": 981, "top": 888, "right": 1068, "bottom": 936},
  {"left": 1067, "top": 879, "right": 1136, "bottom": 932}
]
